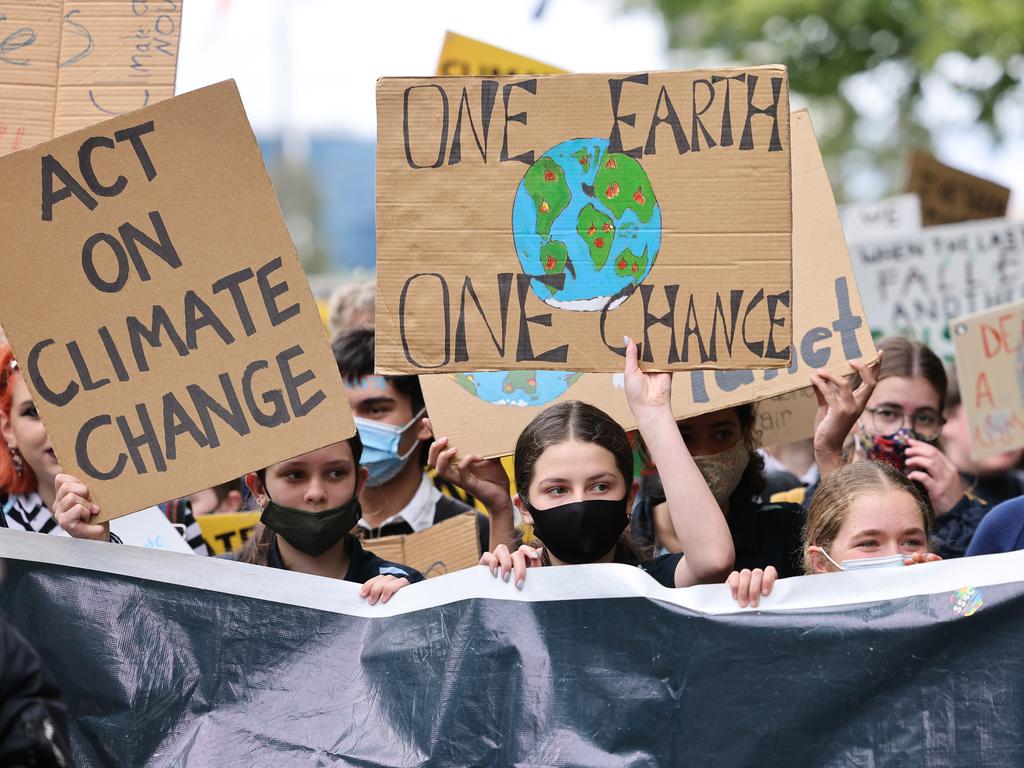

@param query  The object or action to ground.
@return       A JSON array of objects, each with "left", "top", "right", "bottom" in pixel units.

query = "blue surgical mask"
[
  {"left": 816, "top": 548, "right": 907, "bottom": 571},
  {"left": 355, "top": 408, "right": 426, "bottom": 487}
]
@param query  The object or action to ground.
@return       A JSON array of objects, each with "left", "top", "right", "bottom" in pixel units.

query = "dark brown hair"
[
  {"left": 513, "top": 400, "right": 651, "bottom": 561},
  {"left": 854, "top": 336, "right": 948, "bottom": 412}
]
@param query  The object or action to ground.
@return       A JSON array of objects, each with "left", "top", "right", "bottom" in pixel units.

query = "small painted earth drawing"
[{"left": 451, "top": 370, "right": 584, "bottom": 407}]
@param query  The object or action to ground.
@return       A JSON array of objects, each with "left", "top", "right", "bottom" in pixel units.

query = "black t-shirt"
[
  {"left": 266, "top": 534, "right": 424, "bottom": 584},
  {"left": 614, "top": 544, "right": 682, "bottom": 588}
]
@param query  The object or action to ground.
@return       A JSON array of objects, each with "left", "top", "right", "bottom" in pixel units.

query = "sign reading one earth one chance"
[{"left": 375, "top": 68, "right": 793, "bottom": 373}]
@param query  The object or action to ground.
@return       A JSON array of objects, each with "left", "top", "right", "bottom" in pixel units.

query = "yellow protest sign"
[
  {"left": 197, "top": 511, "right": 261, "bottom": 555},
  {"left": 436, "top": 31, "right": 565, "bottom": 77}
]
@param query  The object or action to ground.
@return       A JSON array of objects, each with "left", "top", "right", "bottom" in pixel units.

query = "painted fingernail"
[
  {"left": 69, "top": 521, "right": 78, "bottom": 529},
  {"left": 623, "top": 335, "right": 630, "bottom": 346},
  {"left": 516, "top": 579, "right": 524, "bottom": 590},
  {"left": 503, "top": 571, "right": 510, "bottom": 582}
]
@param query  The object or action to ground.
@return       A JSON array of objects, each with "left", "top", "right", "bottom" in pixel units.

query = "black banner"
[{"left": 1, "top": 530, "right": 1022, "bottom": 766}]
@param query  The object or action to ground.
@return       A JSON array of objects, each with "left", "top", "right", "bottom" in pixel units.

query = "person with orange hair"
[{"left": 0, "top": 344, "right": 207, "bottom": 553}]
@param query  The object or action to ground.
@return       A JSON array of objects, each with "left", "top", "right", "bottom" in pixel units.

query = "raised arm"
[{"left": 623, "top": 339, "right": 734, "bottom": 587}]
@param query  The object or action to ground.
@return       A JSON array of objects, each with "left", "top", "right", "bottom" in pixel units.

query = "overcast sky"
[{"left": 175, "top": 0, "right": 1021, "bottom": 210}]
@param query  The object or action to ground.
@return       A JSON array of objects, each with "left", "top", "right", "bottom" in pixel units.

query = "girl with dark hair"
[
  {"left": 808, "top": 336, "right": 988, "bottom": 557},
  {"left": 428, "top": 339, "right": 734, "bottom": 589}
]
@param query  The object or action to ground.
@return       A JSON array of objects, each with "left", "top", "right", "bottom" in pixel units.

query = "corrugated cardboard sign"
[
  {"left": 437, "top": 31, "right": 565, "bottom": 76},
  {"left": 906, "top": 151, "right": 1010, "bottom": 227},
  {"left": 951, "top": 300, "right": 1024, "bottom": 461},
  {"left": 0, "top": 80, "right": 355, "bottom": 522},
  {"left": 361, "top": 512, "right": 481, "bottom": 579},
  {"left": 848, "top": 217, "right": 1024, "bottom": 363},
  {"left": 420, "top": 109, "right": 875, "bottom": 458},
  {"left": 0, "top": 0, "right": 183, "bottom": 157},
  {"left": 376, "top": 67, "right": 793, "bottom": 373}
]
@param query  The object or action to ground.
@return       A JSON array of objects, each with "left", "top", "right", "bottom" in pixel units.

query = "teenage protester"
[
  {"left": 0, "top": 345, "right": 209, "bottom": 552},
  {"left": 729, "top": 461, "right": 941, "bottom": 607},
  {"left": 332, "top": 328, "right": 488, "bottom": 553},
  {"left": 429, "top": 338, "right": 734, "bottom": 589},
  {"left": 808, "top": 336, "right": 989, "bottom": 557},
  {"left": 941, "top": 370, "right": 1024, "bottom": 507}
]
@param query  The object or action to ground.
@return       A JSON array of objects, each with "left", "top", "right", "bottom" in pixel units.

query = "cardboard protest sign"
[
  {"left": 0, "top": 80, "right": 355, "bottom": 522},
  {"left": 839, "top": 194, "right": 921, "bottom": 238},
  {"left": 437, "top": 31, "right": 565, "bottom": 76},
  {"left": 951, "top": 301, "right": 1024, "bottom": 461},
  {"left": 848, "top": 217, "right": 1024, "bottom": 363},
  {"left": 376, "top": 67, "right": 793, "bottom": 373},
  {"left": 906, "top": 151, "right": 1010, "bottom": 227},
  {"left": 361, "top": 512, "right": 481, "bottom": 579},
  {"left": 421, "top": 109, "right": 875, "bottom": 457},
  {"left": 0, "top": 0, "right": 183, "bottom": 157},
  {"left": 197, "top": 511, "right": 261, "bottom": 555}
]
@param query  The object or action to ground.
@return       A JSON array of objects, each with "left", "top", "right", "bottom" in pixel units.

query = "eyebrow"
[
  {"left": 356, "top": 396, "right": 397, "bottom": 407},
  {"left": 538, "top": 471, "right": 618, "bottom": 484},
  {"left": 851, "top": 528, "right": 926, "bottom": 538}
]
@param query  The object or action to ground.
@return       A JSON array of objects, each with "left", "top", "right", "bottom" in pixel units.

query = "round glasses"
[{"left": 864, "top": 406, "right": 945, "bottom": 440}]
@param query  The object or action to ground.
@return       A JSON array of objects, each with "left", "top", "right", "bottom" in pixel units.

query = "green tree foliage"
[{"left": 640, "top": 0, "right": 1024, "bottom": 199}]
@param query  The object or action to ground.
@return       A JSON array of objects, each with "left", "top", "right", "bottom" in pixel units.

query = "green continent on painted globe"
[
  {"left": 513, "top": 138, "right": 661, "bottom": 311},
  {"left": 448, "top": 371, "right": 583, "bottom": 407}
]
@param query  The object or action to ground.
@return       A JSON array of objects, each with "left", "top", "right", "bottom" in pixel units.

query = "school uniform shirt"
[
  {"left": 615, "top": 544, "right": 683, "bottom": 588},
  {"left": 266, "top": 534, "right": 424, "bottom": 584},
  {"left": 357, "top": 474, "right": 491, "bottom": 555},
  {"left": 0, "top": 492, "right": 124, "bottom": 544}
]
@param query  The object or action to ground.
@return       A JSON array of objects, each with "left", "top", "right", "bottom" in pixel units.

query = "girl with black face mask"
[
  {"left": 427, "top": 339, "right": 734, "bottom": 589},
  {"left": 232, "top": 434, "right": 423, "bottom": 604}
]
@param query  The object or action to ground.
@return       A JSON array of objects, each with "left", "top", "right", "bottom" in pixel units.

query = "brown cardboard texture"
[
  {"left": 376, "top": 68, "right": 793, "bottom": 373},
  {"left": 951, "top": 301, "right": 1024, "bottom": 461},
  {"left": 906, "top": 151, "right": 1010, "bottom": 227},
  {"left": 437, "top": 31, "right": 566, "bottom": 76},
  {"left": 420, "top": 109, "right": 875, "bottom": 458},
  {"left": 0, "top": 0, "right": 183, "bottom": 157},
  {"left": 361, "top": 512, "right": 481, "bottom": 579},
  {"left": 0, "top": 80, "right": 355, "bottom": 522}
]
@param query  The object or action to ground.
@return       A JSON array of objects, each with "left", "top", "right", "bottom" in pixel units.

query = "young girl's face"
[
  {"left": 859, "top": 376, "right": 943, "bottom": 439},
  {"left": 0, "top": 376, "right": 61, "bottom": 489},
  {"left": 812, "top": 489, "right": 928, "bottom": 572},
  {"left": 522, "top": 439, "right": 630, "bottom": 514},
  {"left": 677, "top": 408, "right": 742, "bottom": 457},
  {"left": 250, "top": 441, "right": 364, "bottom": 512}
]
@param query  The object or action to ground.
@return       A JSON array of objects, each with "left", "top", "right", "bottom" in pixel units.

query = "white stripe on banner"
[{"left": 1, "top": 527, "right": 1022, "bottom": 618}]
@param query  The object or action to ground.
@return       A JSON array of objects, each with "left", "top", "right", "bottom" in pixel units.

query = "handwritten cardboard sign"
[
  {"left": 848, "top": 217, "right": 1024, "bottom": 363},
  {"left": 839, "top": 193, "right": 921, "bottom": 238},
  {"left": 0, "top": 0, "right": 183, "bottom": 157},
  {"left": 0, "top": 81, "right": 355, "bottom": 522},
  {"left": 376, "top": 68, "right": 793, "bottom": 373},
  {"left": 906, "top": 152, "right": 1010, "bottom": 227},
  {"left": 437, "top": 31, "right": 565, "bottom": 76},
  {"left": 951, "top": 301, "right": 1024, "bottom": 460},
  {"left": 361, "top": 512, "right": 481, "bottom": 579},
  {"left": 420, "top": 109, "right": 874, "bottom": 457}
]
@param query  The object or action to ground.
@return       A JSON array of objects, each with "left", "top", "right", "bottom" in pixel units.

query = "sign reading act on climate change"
[
  {"left": 0, "top": 81, "right": 354, "bottom": 522},
  {"left": 376, "top": 68, "right": 793, "bottom": 373}
]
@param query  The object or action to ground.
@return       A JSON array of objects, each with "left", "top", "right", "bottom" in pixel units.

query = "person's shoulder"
[
  {"left": 433, "top": 493, "right": 475, "bottom": 521},
  {"left": 349, "top": 537, "right": 424, "bottom": 584},
  {"left": 636, "top": 552, "right": 683, "bottom": 588},
  {"left": 967, "top": 496, "right": 1024, "bottom": 556}
]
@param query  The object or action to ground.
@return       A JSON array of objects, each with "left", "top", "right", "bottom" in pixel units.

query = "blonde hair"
[
  {"left": 327, "top": 280, "right": 375, "bottom": 341},
  {"left": 802, "top": 461, "right": 932, "bottom": 574}
]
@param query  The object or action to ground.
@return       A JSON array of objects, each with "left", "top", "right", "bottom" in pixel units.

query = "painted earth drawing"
[
  {"left": 451, "top": 370, "right": 584, "bottom": 407},
  {"left": 512, "top": 137, "right": 661, "bottom": 310}
]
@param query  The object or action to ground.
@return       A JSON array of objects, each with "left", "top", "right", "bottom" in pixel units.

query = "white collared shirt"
[{"left": 357, "top": 474, "right": 441, "bottom": 533}]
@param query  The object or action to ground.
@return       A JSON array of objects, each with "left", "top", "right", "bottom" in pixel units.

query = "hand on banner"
[
  {"left": 480, "top": 544, "right": 543, "bottom": 590},
  {"left": 905, "top": 440, "right": 965, "bottom": 515},
  {"left": 904, "top": 552, "right": 943, "bottom": 565},
  {"left": 53, "top": 474, "right": 111, "bottom": 542},
  {"left": 359, "top": 575, "right": 412, "bottom": 605},
  {"left": 623, "top": 336, "right": 671, "bottom": 416},
  {"left": 810, "top": 356, "right": 881, "bottom": 476},
  {"left": 427, "top": 424, "right": 512, "bottom": 516},
  {"left": 726, "top": 566, "right": 777, "bottom": 608}
]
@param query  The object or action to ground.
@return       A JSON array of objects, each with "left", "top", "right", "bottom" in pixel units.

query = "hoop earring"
[{"left": 7, "top": 443, "right": 23, "bottom": 477}]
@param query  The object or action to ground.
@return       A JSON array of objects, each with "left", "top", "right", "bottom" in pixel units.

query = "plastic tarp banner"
[{"left": 1, "top": 528, "right": 1023, "bottom": 767}]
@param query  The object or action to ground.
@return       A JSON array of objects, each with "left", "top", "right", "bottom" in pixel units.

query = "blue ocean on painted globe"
[
  {"left": 512, "top": 137, "right": 661, "bottom": 311},
  {"left": 451, "top": 370, "right": 583, "bottom": 407}
]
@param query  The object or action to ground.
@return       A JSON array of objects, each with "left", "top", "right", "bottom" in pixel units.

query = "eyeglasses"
[{"left": 864, "top": 406, "right": 946, "bottom": 440}]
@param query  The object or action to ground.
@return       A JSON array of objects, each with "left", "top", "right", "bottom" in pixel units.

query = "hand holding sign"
[{"left": 53, "top": 473, "right": 109, "bottom": 541}]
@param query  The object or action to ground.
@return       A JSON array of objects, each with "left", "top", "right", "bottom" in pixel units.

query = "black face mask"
[
  {"left": 259, "top": 494, "right": 361, "bottom": 557},
  {"left": 522, "top": 495, "right": 629, "bottom": 565}
]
